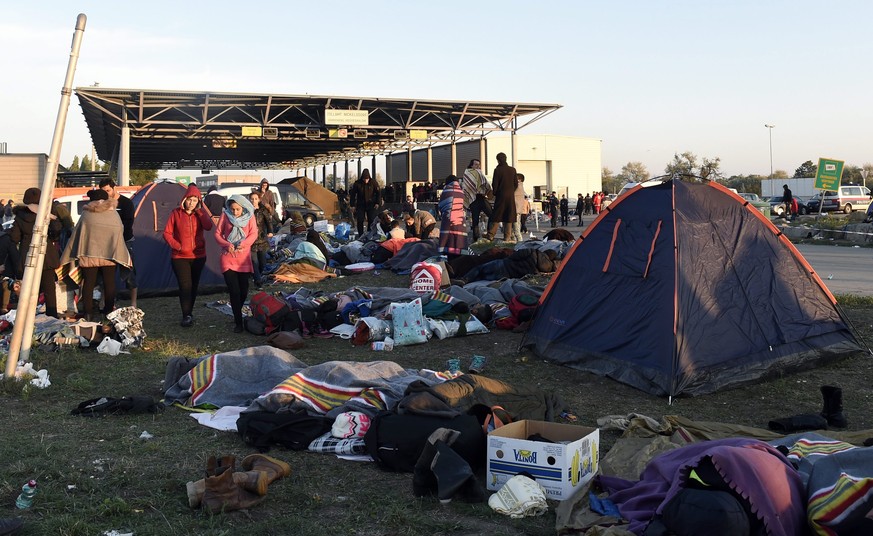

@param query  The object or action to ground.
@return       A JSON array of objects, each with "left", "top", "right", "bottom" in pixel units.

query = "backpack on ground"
[
  {"left": 249, "top": 292, "right": 291, "bottom": 334},
  {"left": 363, "top": 411, "right": 485, "bottom": 473},
  {"left": 236, "top": 410, "right": 332, "bottom": 452}
]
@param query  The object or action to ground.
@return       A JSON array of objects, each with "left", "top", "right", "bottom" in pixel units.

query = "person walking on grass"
[
  {"left": 214, "top": 195, "right": 257, "bottom": 333},
  {"left": 163, "top": 184, "right": 214, "bottom": 328}
]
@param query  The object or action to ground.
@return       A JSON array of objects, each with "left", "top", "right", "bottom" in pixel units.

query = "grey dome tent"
[
  {"left": 130, "top": 181, "right": 225, "bottom": 296},
  {"left": 522, "top": 179, "right": 866, "bottom": 398}
]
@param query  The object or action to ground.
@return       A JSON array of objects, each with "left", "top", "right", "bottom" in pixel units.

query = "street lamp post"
[{"left": 764, "top": 124, "right": 775, "bottom": 178}]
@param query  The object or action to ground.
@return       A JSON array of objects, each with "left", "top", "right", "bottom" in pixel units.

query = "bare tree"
[
  {"left": 664, "top": 152, "right": 722, "bottom": 181},
  {"left": 618, "top": 161, "right": 650, "bottom": 183}
]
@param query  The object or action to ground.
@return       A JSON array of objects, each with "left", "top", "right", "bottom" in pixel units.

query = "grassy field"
[{"left": 1, "top": 270, "right": 872, "bottom": 535}]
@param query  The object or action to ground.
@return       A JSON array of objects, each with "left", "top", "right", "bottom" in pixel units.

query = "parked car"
[
  {"left": 215, "top": 183, "right": 326, "bottom": 227},
  {"left": 769, "top": 195, "right": 811, "bottom": 217},
  {"left": 736, "top": 192, "right": 770, "bottom": 215},
  {"left": 806, "top": 186, "right": 872, "bottom": 214}
]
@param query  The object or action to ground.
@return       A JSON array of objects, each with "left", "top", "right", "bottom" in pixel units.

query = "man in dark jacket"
[
  {"left": 548, "top": 192, "right": 559, "bottom": 228},
  {"left": 781, "top": 184, "right": 793, "bottom": 220},
  {"left": 486, "top": 153, "right": 518, "bottom": 242},
  {"left": 100, "top": 179, "right": 138, "bottom": 307},
  {"left": 560, "top": 195, "right": 569, "bottom": 226},
  {"left": 575, "top": 193, "right": 584, "bottom": 227},
  {"left": 10, "top": 187, "right": 63, "bottom": 317},
  {"left": 349, "top": 169, "right": 381, "bottom": 235},
  {"left": 0, "top": 232, "right": 20, "bottom": 280}
]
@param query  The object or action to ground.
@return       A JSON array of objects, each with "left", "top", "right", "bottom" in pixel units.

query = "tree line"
[
  {"left": 66, "top": 152, "right": 873, "bottom": 195},
  {"left": 66, "top": 155, "right": 157, "bottom": 186},
  {"left": 601, "top": 153, "right": 873, "bottom": 196}
]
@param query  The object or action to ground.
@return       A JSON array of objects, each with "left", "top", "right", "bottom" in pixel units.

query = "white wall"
[{"left": 484, "top": 135, "right": 602, "bottom": 200}]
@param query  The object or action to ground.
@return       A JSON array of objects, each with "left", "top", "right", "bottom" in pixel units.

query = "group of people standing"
[
  {"left": 163, "top": 180, "right": 280, "bottom": 333},
  {"left": 0, "top": 179, "right": 137, "bottom": 322},
  {"left": 461, "top": 153, "right": 529, "bottom": 243},
  {"left": 544, "top": 191, "right": 612, "bottom": 228}
]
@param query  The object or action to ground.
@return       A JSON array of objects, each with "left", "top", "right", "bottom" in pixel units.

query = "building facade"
[
  {"left": 385, "top": 134, "right": 602, "bottom": 201},
  {"left": 0, "top": 153, "right": 49, "bottom": 202}
]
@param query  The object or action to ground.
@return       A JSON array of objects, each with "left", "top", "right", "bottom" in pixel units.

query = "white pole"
[
  {"left": 119, "top": 123, "right": 130, "bottom": 187},
  {"left": 6, "top": 13, "right": 87, "bottom": 377}
]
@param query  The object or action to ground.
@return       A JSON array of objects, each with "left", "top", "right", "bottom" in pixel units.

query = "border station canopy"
[{"left": 76, "top": 87, "right": 561, "bottom": 170}]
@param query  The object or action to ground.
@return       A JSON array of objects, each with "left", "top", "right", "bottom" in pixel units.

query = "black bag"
[
  {"left": 363, "top": 411, "right": 486, "bottom": 473},
  {"left": 244, "top": 316, "right": 267, "bottom": 335},
  {"left": 236, "top": 410, "right": 332, "bottom": 452}
]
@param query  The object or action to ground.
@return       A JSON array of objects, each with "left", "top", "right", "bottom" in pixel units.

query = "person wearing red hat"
[{"left": 163, "top": 184, "right": 214, "bottom": 327}]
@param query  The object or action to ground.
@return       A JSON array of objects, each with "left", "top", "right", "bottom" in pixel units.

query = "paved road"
[
  {"left": 795, "top": 244, "right": 873, "bottom": 297},
  {"left": 526, "top": 215, "right": 873, "bottom": 296}
]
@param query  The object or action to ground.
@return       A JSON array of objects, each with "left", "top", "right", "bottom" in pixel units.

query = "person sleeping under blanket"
[
  {"left": 447, "top": 246, "right": 514, "bottom": 279},
  {"left": 369, "top": 231, "right": 419, "bottom": 265},
  {"left": 456, "top": 248, "right": 559, "bottom": 284}
]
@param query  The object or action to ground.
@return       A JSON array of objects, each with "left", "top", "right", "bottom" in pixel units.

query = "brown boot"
[
  {"left": 241, "top": 454, "right": 291, "bottom": 485},
  {"left": 206, "top": 455, "right": 236, "bottom": 476},
  {"left": 187, "top": 471, "right": 269, "bottom": 509},
  {"left": 201, "top": 457, "right": 266, "bottom": 514}
]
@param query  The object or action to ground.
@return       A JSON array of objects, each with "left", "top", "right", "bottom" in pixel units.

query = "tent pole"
[{"left": 5, "top": 13, "right": 87, "bottom": 378}]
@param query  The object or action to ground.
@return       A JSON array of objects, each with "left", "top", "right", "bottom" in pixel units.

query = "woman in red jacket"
[{"left": 163, "top": 184, "right": 214, "bottom": 327}]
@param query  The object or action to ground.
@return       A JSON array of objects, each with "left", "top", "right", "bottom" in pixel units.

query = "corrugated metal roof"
[{"left": 75, "top": 87, "right": 560, "bottom": 169}]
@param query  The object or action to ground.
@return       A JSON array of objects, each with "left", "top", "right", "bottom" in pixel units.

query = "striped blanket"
[{"left": 252, "top": 360, "right": 447, "bottom": 418}]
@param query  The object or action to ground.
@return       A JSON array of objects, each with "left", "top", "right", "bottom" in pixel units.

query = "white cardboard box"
[
  {"left": 313, "top": 220, "right": 335, "bottom": 234},
  {"left": 487, "top": 420, "right": 599, "bottom": 501}
]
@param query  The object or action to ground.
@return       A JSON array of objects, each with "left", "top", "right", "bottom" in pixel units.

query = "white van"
[
  {"left": 54, "top": 187, "right": 141, "bottom": 225},
  {"left": 54, "top": 193, "right": 93, "bottom": 225}
]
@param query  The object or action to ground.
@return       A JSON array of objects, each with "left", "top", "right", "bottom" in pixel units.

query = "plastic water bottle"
[
  {"left": 16, "top": 480, "right": 37, "bottom": 509},
  {"left": 372, "top": 337, "right": 394, "bottom": 351}
]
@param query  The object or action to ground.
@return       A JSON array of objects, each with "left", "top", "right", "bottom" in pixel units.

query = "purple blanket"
[{"left": 598, "top": 438, "right": 806, "bottom": 536}]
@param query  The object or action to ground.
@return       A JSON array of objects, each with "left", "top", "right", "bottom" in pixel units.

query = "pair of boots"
[
  {"left": 188, "top": 454, "right": 291, "bottom": 514},
  {"left": 412, "top": 428, "right": 485, "bottom": 504},
  {"left": 767, "top": 385, "right": 847, "bottom": 433},
  {"left": 486, "top": 223, "right": 509, "bottom": 242}
]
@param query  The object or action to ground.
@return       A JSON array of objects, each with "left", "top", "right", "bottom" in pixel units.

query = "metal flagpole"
[{"left": 5, "top": 14, "right": 87, "bottom": 378}]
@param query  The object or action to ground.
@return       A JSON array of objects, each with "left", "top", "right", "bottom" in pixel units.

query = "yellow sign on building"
[{"left": 241, "top": 126, "right": 262, "bottom": 137}]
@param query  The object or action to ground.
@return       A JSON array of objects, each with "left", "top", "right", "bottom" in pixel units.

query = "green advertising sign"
[{"left": 814, "top": 158, "right": 844, "bottom": 191}]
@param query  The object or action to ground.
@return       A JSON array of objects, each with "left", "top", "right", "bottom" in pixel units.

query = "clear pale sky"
[{"left": 2, "top": 1, "right": 871, "bottom": 178}]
